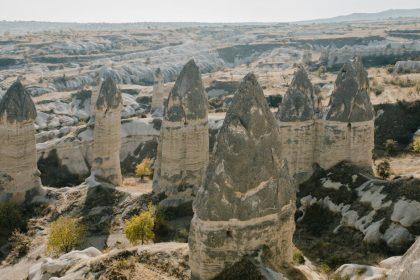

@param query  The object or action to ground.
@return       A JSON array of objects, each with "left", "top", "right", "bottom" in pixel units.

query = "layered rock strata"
[
  {"left": 277, "top": 67, "right": 316, "bottom": 182},
  {"left": 189, "top": 73, "right": 295, "bottom": 280},
  {"left": 151, "top": 68, "right": 165, "bottom": 116},
  {"left": 91, "top": 77, "right": 123, "bottom": 186},
  {"left": 153, "top": 60, "right": 209, "bottom": 207},
  {"left": 317, "top": 57, "right": 375, "bottom": 170},
  {"left": 0, "top": 81, "right": 40, "bottom": 203}
]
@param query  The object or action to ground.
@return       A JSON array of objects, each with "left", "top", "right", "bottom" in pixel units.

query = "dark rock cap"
[
  {"left": 326, "top": 57, "right": 374, "bottom": 122},
  {"left": 164, "top": 59, "right": 207, "bottom": 122},
  {"left": 194, "top": 73, "right": 293, "bottom": 221},
  {"left": 276, "top": 67, "right": 315, "bottom": 121},
  {"left": 96, "top": 77, "right": 122, "bottom": 110},
  {"left": 0, "top": 80, "right": 37, "bottom": 123}
]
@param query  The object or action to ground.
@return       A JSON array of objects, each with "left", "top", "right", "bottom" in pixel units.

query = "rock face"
[
  {"left": 388, "top": 237, "right": 420, "bottom": 279},
  {"left": 318, "top": 57, "right": 374, "bottom": 170},
  {"left": 277, "top": 67, "right": 316, "bottom": 182},
  {"left": 189, "top": 73, "right": 296, "bottom": 280},
  {"left": 0, "top": 81, "right": 40, "bottom": 203},
  {"left": 394, "top": 60, "right": 420, "bottom": 74},
  {"left": 151, "top": 68, "right": 165, "bottom": 116},
  {"left": 91, "top": 77, "right": 123, "bottom": 186},
  {"left": 153, "top": 59, "right": 209, "bottom": 207}
]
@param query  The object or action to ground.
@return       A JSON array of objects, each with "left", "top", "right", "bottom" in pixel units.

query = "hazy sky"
[{"left": 0, "top": 0, "right": 419, "bottom": 23}]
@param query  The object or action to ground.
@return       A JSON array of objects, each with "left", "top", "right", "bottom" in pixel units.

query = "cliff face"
[
  {"left": 189, "top": 73, "right": 295, "bottom": 280},
  {"left": 91, "top": 77, "right": 123, "bottom": 186},
  {"left": 0, "top": 81, "right": 40, "bottom": 203},
  {"left": 153, "top": 59, "right": 209, "bottom": 207}
]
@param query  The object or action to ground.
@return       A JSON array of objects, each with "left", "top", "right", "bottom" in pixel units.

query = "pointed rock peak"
[
  {"left": 194, "top": 73, "right": 288, "bottom": 221},
  {"left": 326, "top": 60, "right": 374, "bottom": 122},
  {"left": 0, "top": 80, "right": 37, "bottom": 122},
  {"left": 96, "top": 77, "right": 121, "bottom": 110},
  {"left": 165, "top": 59, "right": 207, "bottom": 121},
  {"left": 155, "top": 68, "right": 162, "bottom": 77},
  {"left": 276, "top": 67, "right": 314, "bottom": 122}
]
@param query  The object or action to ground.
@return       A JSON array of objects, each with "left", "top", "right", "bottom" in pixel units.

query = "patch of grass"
[
  {"left": 319, "top": 263, "right": 332, "bottom": 274},
  {"left": 0, "top": 202, "right": 25, "bottom": 240},
  {"left": 4, "top": 230, "right": 31, "bottom": 264}
]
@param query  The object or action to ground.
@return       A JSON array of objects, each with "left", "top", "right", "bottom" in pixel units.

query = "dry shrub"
[
  {"left": 125, "top": 203, "right": 155, "bottom": 245},
  {"left": 47, "top": 217, "right": 86, "bottom": 254}
]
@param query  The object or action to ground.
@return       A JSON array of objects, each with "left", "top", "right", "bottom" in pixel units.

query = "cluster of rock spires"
[
  {"left": 189, "top": 73, "right": 296, "bottom": 279},
  {"left": 0, "top": 56, "right": 383, "bottom": 279},
  {"left": 0, "top": 80, "right": 40, "bottom": 203},
  {"left": 153, "top": 59, "right": 209, "bottom": 208},
  {"left": 91, "top": 77, "right": 123, "bottom": 186},
  {"left": 277, "top": 57, "right": 375, "bottom": 183}
]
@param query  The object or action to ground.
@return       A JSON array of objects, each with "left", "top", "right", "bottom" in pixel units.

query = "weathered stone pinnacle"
[
  {"left": 276, "top": 67, "right": 315, "bottom": 121},
  {"left": 165, "top": 59, "right": 207, "bottom": 122},
  {"left": 0, "top": 80, "right": 37, "bottom": 123},
  {"left": 95, "top": 77, "right": 122, "bottom": 110},
  {"left": 326, "top": 57, "right": 374, "bottom": 122},
  {"left": 189, "top": 73, "right": 295, "bottom": 279}
]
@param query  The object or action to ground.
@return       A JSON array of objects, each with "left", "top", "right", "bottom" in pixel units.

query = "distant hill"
[{"left": 299, "top": 8, "right": 420, "bottom": 24}]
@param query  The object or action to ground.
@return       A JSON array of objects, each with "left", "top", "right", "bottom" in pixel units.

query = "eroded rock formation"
[
  {"left": 277, "top": 67, "right": 316, "bottom": 182},
  {"left": 91, "top": 77, "right": 123, "bottom": 186},
  {"left": 189, "top": 73, "right": 295, "bottom": 279},
  {"left": 153, "top": 59, "right": 209, "bottom": 207},
  {"left": 0, "top": 80, "right": 40, "bottom": 203},
  {"left": 317, "top": 56, "right": 375, "bottom": 170},
  {"left": 151, "top": 68, "right": 165, "bottom": 116}
]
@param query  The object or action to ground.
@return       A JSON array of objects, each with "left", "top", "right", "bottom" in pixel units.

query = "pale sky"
[{"left": 0, "top": 0, "right": 419, "bottom": 23}]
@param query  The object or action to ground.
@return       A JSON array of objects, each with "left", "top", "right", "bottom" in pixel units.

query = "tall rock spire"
[
  {"left": 277, "top": 66, "right": 315, "bottom": 122},
  {"left": 276, "top": 67, "right": 316, "bottom": 183},
  {"left": 151, "top": 68, "right": 164, "bottom": 116},
  {"left": 189, "top": 73, "right": 296, "bottom": 279},
  {"left": 91, "top": 77, "right": 123, "bottom": 186},
  {"left": 153, "top": 59, "right": 209, "bottom": 208},
  {"left": 0, "top": 80, "right": 40, "bottom": 203}
]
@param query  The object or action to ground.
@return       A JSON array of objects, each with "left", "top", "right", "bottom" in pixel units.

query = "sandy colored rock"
[
  {"left": 277, "top": 67, "right": 316, "bottom": 182},
  {"left": 91, "top": 77, "right": 123, "bottom": 186},
  {"left": 0, "top": 80, "right": 40, "bottom": 203},
  {"left": 189, "top": 73, "right": 295, "bottom": 280},
  {"left": 319, "top": 56, "right": 375, "bottom": 170},
  {"left": 151, "top": 68, "right": 165, "bottom": 116},
  {"left": 153, "top": 59, "right": 209, "bottom": 207}
]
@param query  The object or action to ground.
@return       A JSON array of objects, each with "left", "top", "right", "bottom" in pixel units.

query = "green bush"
[
  {"left": 0, "top": 202, "right": 24, "bottom": 237},
  {"left": 293, "top": 251, "right": 305, "bottom": 264},
  {"left": 47, "top": 217, "right": 86, "bottom": 254},
  {"left": 377, "top": 160, "right": 391, "bottom": 179},
  {"left": 412, "top": 138, "right": 420, "bottom": 153},
  {"left": 319, "top": 263, "right": 331, "bottom": 274},
  {"left": 125, "top": 204, "right": 155, "bottom": 245}
]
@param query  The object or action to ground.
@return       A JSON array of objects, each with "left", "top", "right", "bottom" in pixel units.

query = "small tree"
[
  {"left": 135, "top": 158, "right": 153, "bottom": 181},
  {"left": 377, "top": 160, "right": 391, "bottom": 179},
  {"left": 47, "top": 217, "right": 85, "bottom": 254},
  {"left": 125, "top": 203, "right": 155, "bottom": 245},
  {"left": 412, "top": 138, "right": 420, "bottom": 153}
]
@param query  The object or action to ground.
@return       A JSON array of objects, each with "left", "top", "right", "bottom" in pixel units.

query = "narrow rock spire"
[
  {"left": 91, "top": 77, "right": 123, "bottom": 186},
  {"left": 189, "top": 73, "right": 295, "bottom": 279},
  {"left": 153, "top": 59, "right": 209, "bottom": 208},
  {"left": 0, "top": 80, "right": 40, "bottom": 203},
  {"left": 151, "top": 68, "right": 164, "bottom": 116}
]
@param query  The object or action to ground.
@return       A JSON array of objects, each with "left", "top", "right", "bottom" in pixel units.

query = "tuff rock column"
[
  {"left": 276, "top": 67, "right": 316, "bottom": 183},
  {"left": 189, "top": 73, "right": 296, "bottom": 280},
  {"left": 316, "top": 57, "right": 375, "bottom": 170},
  {"left": 153, "top": 59, "right": 209, "bottom": 207},
  {"left": 151, "top": 68, "right": 164, "bottom": 116},
  {"left": 0, "top": 81, "right": 40, "bottom": 203},
  {"left": 91, "top": 77, "right": 123, "bottom": 186}
]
